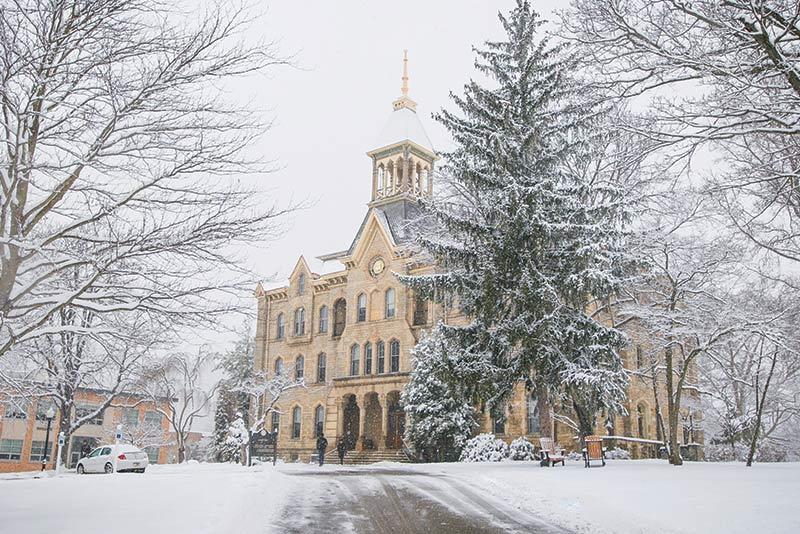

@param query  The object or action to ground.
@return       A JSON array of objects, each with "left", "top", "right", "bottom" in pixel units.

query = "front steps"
[{"left": 340, "top": 448, "right": 411, "bottom": 465}]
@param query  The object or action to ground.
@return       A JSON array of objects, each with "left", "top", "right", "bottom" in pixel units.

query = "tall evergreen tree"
[{"left": 402, "top": 1, "right": 630, "bottom": 440}]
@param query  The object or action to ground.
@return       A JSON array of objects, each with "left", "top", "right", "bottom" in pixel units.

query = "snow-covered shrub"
[
  {"left": 704, "top": 442, "right": 748, "bottom": 462},
  {"left": 402, "top": 324, "right": 478, "bottom": 462},
  {"left": 508, "top": 437, "right": 536, "bottom": 460},
  {"left": 606, "top": 447, "right": 631, "bottom": 460},
  {"left": 567, "top": 451, "right": 582, "bottom": 462},
  {"left": 459, "top": 433, "right": 509, "bottom": 462}
]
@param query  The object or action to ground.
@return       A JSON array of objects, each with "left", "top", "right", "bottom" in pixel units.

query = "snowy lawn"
[
  {"left": 0, "top": 462, "right": 298, "bottom": 534},
  {"left": 402, "top": 459, "right": 800, "bottom": 534}
]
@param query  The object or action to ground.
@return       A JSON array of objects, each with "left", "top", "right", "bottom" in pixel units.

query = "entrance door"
[
  {"left": 342, "top": 396, "right": 360, "bottom": 451},
  {"left": 387, "top": 406, "right": 405, "bottom": 449}
]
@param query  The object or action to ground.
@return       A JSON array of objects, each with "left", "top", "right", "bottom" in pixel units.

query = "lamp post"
[{"left": 41, "top": 406, "right": 56, "bottom": 471}]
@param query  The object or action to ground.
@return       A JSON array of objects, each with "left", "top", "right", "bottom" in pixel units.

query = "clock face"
[{"left": 371, "top": 258, "right": 385, "bottom": 276}]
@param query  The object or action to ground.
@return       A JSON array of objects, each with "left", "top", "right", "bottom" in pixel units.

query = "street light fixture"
[{"left": 41, "top": 406, "right": 56, "bottom": 471}]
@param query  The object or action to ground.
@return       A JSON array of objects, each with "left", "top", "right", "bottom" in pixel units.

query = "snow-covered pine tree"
[
  {"left": 213, "top": 326, "right": 255, "bottom": 461},
  {"left": 402, "top": 0, "right": 630, "bottom": 439},
  {"left": 402, "top": 324, "right": 478, "bottom": 461}
]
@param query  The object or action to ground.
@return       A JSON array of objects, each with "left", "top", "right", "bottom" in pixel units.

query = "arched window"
[
  {"left": 276, "top": 313, "right": 285, "bottom": 339},
  {"left": 637, "top": 402, "right": 647, "bottom": 438},
  {"left": 298, "top": 273, "right": 306, "bottom": 295},
  {"left": 413, "top": 293, "right": 428, "bottom": 325},
  {"left": 333, "top": 298, "right": 346, "bottom": 337},
  {"left": 527, "top": 395, "right": 540, "bottom": 434},
  {"left": 295, "top": 355, "right": 304, "bottom": 380},
  {"left": 377, "top": 165, "right": 385, "bottom": 193},
  {"left": 384, "top": 288, "right": 396, "bottom": 319},
  {"left": 274, "top": 357, "right": 284, "bottom": 375},
  {"left": 387, "top": 161, "right": 394, "bottom": 192},
  {"left": 294, "top": 307, "right": 305, "bottom": 336},
  {"left": 314, "top": 406, "right": 325, "bottom": 437},
  {"left": 493, "top": 416, "right": 506, "bottom": 435},
  {"left": 390, "top": 340, "right": 400, "bottom": 373},
  {"left": 271, "top": 411, "right": 280, "bottom": 433},
  {"left": 317, "top": 353, "right": 326, "bottom": 383},
  {"left": 376, "top": 341, "right": 385, "bottom": 374},
  {"left": 292, "top": 406, "right": 301, "bottom": 439},
  {"left": 357, "top": 293, "right": 367, "bottom": 322},
  {"left": 350, "top": 344, "right": 360, "bottom": 376},
  {"left": 318, "top": 306, "right": 328, "bottom": 333},
  {"left": 420, "top": 168, "right": 429, "bottom": 192},
  {"left": 364, "top": 342, "right": 373, "bottom": 375}
]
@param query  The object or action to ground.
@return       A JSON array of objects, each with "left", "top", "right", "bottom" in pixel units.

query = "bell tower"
[{"left": 367, "top": 50, "right": 438, "bottom": 205}]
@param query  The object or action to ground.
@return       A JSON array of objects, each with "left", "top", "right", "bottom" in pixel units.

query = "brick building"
[{"left": 0, "top": 388, "right": 172, "bottom": 473}]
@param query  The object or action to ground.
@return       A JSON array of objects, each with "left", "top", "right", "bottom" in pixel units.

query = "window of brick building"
[
  {"left": 0, "top": 439, "right": 23, "bottom": 460},
  {"left": 295, "top": 355, "right": 304, "bottom": 380},
  {"left": 29, "top": 440, "right": 54, "bottom": 463},
  {"left": 314, "top": 406, "right": 325, "bottom": 437}
]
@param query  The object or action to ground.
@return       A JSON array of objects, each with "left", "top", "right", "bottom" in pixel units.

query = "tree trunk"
[
  {"left": 664, "top": 346, "right": 683, "bottom": 465},
  {"left": 177, "top": 440, "right": 186, "bottom": 464},
  {"left": 746, "top": 351, "right": 778, "bottom": 467},
  {"left": 538, "top": 387, "right": 552, "bottom": 439},
  {"left": 571, "top": 396, "right": 595, "bottom": 451}
]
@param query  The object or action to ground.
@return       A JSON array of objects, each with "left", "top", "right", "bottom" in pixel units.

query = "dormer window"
[{"left": 298, "top": 273, "right": 306, "bottom": 295}]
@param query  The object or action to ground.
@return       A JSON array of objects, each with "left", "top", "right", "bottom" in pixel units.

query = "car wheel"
[
  {"left": 77, "top": 464, "right": 85, "bottom": 475},
  {"left": 138, "top": 469, "right": 146, "bottom": 474},
  {"left": 104, "top": 462, "right": 114, "bottom": 474}
]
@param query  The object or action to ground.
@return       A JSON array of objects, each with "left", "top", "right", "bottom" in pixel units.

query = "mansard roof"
[
  {"left": 346, "top": 198, "right": 421, "bottom": 256},
  {"left": 371, "top": 106, "right": 435, "bottom": 156}
]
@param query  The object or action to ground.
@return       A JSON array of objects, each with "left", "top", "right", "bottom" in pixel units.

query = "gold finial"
[{"left": 401, "top": 49, "right": 409, "bottom": 96}]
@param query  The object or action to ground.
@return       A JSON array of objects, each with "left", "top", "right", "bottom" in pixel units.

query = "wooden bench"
[
  {"left": 583, "top": 435, "right": 606, "bottom": 468},
  {"left": 539, "top": 437, "right": 566, "bottom": 467}
]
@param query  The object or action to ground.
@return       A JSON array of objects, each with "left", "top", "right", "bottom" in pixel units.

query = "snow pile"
[
  {"left": 459, "top": 433, "right": 509, "bottom": 462},
  {"left": 605, "top": 447, "right": 631, "bottom": 460},
  {"left": 508, "top": 437, "right": 536, "bottom": 461}
]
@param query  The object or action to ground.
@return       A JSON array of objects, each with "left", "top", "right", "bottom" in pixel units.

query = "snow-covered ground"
[
  {"left": 0, "top": 459, "right": 797, "bottom": 534},
  {"left": 0, "top": 462, "right": 298, "bottom": 534},
  {"left": 399, "top": 459, "right": 800, "bottom": 534}
]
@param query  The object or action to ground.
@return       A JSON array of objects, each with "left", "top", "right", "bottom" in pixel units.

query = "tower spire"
[
  {"left": 392, "top": 49, "right": 417, "bottom": 112},
  {"left": 401, "top": 49, "right": 409, "bottom": 96}
]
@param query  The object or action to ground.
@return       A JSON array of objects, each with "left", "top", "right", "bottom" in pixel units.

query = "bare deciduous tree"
[
  {"left": 0, "top": 0, "right": 291, "bottom": 365},
  {"left": 142, "top": 351, "right": 218, "bottom": 463}
]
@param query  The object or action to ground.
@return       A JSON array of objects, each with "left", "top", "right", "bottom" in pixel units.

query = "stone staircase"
[{"left": 341, "top": 448, "right": 411, "bottom": 465}]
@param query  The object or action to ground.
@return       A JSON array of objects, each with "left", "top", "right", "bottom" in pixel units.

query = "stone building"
[{"left": 253, "top": 55, "right": 703, "bottom": 463}]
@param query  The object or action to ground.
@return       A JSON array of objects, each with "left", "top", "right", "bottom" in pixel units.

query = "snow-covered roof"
[{"left": 372, "top": 106, "right": 434, "bottom": 153}]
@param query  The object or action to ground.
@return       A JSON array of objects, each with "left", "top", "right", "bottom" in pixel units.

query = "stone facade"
[{"left": 253, "top": 71, "right": 703, "bottom": 463}]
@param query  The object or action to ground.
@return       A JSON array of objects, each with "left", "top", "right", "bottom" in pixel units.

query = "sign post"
[
  {"left": 55, "top": 432, "right": 65, "bottom": 475},
  {"left": 249, "top": 429, "right": 278, "bottom": 466}
]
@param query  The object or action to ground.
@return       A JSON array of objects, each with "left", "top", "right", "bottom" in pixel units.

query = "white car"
[{"left": 76, "top": 444, "right": 149, "bottom": 474}]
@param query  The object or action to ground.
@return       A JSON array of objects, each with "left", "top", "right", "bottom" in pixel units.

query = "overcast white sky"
[{"left": 234, "top": 0, "right": 561, "bottom": 289}]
